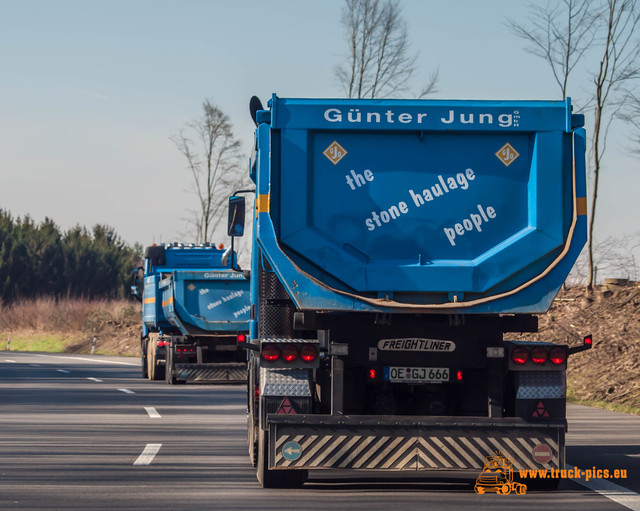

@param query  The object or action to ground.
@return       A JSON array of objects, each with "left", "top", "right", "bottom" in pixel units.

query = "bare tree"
[
  {"left": 509, "top": 0, "right": 640, "bottom": 291},
  {"left": 171, "top": 100, "right": 248, "bottom": 244},
  {"left": 586, "top": 0, "right": 640, "bottom": 290},
  {"left": 334, "top": 0, "right": 438, "bottom": 99},
  {"left": 506, "top": 0, "right": 597, "bottom": 101}
]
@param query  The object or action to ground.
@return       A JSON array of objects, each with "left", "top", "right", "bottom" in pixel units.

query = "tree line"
[{"left": 0, "top": 209, "right": 142, "bottom": 303}]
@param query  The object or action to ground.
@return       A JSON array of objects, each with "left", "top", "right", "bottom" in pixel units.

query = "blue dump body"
[
  {"left": 142, "top": 245, "right": 250, "bottom": 335},
  {"left": 161, "top": 270, "right": 250, "bottom": 335},
  {"left": 254, "top": 95, "right": 587, "bottom": 313}
]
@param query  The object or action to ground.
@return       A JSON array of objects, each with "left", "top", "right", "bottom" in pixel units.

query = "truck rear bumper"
[
  {"left": 174, "top": 362, "right": 246, "bottom": 383},
  {"left": 268, "top": 415, "right": 565, "bottom": 472}
]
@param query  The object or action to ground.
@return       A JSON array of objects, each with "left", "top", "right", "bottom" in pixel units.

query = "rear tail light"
[
  {"left": 531, "top": 347, "right": 548, "bottom": 364},
  {"left": 456, "top": 370, "right": 464, "bottom": 381},
  {"left": 369, "top": 368, "right": 376, "bottom": 379},
  {"left": 549, "top": 347, "right": 567, "bottom": 365},
  {"left": 157, "top": 340, "right": 165, "bottom": 347},
  {"left": 300, "top": 344, "right": 318, "bottom": 362},
  {"left": 584, "top": 335, "right": 592, "bottom": 347},
  {"left": 261, "top": 343, "right": 280, "bottom": 361},
  {"left": 237, "top": 334, "right": 246, "bottom": 343},
  {"left": 511, "top": 347, "right": 529, "bottom": 365},
  {"left": 281, "top": 344, "right": 299, "bottom": 362}
]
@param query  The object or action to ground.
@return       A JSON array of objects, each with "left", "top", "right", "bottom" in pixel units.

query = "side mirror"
[
  {"left": 228, "top": 196, "right": 246, "bottom": 237},
  {"left": 130, "top": 267, "right": 144, "bottom": 302}
]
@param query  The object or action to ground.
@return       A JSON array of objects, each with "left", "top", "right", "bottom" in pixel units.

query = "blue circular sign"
[{"left": 282, "top": 441, "right": 302, "bottom": 461}]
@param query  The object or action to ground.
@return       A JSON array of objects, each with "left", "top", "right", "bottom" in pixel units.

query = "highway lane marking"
[
  {"left": 4, "top": 359, "right": 16, "bottom": 363},
  {"left": 87, "top": 377, "right": 103, "bottom": 382},
  {"left": 144, "top": 407, "right": 161, "bottom": 418},
  {"left": 57, "top": 369, "right": 70, "bottom": 374},
  {"left": 119, "top": 389, "right": 135, "bottom": 394},
  {"left": 29, "top": 364, "right": 41, "bottom": 367},
  {"left": 133, "top": 444, "right": 162, "bottom": 465},
  {"left": 34, "top": 354, "right": 138, "bottom": 366},
  {"left": 568, "top": 464, "right": 640, "bottom": 511}
]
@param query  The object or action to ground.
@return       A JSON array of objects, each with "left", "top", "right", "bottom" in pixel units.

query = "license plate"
[{"left": 384, "top": 366, "right": 449, "bottom": 383}]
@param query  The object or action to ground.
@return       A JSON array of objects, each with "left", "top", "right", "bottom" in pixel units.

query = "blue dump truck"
[
  {"left": 227, "top": 95, "right": 592, "bottom": 488},
  {"left": 131, "top": 243, "right": 250, "bottom": 384}
]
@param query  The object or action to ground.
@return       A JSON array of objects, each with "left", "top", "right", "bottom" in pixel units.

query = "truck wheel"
[
  {"left": 141, "top": 353, "right": 148, "bottom": 379},
  {"left": 165, "top": 350, "right": 176, "bottom": 385},
  {"left": 248, "top": 413, "right": 258, "bottom": 467},
  {"left": 147, "top": 349, "right": 156, "bottom": 380},
  {"left": 247, "top": 367, "right": 258, "bottom": 467},
  {"left": 141, "top": 338, "right": 149, "bottom": 379},
  {"left": 257, "top": 429, "right": 307, "bottom": 489}
]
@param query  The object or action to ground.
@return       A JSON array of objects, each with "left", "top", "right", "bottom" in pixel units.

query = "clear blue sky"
[{"left": 1, "top": 0, "right": 637, "bottom": 249}]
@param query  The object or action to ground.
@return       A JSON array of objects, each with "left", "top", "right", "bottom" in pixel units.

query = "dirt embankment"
[
  {"left": 521, "top": 282, "right": 640, "bottom": 410},
  {"left": 0, "top": 298, "right": 141, "bottom": 357}
]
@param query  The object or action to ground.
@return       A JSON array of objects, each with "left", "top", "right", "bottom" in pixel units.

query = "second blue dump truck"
[
  {"left": 132, "top": 243, "right": 250, "bottom": 384},
  {"left": 228, "top": 95, "right": 592, "bottom": 488}
]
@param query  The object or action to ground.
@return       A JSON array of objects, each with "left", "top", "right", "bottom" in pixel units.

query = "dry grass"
[{"left": 0, "top": 297, "right": 140, "bottom": 356}]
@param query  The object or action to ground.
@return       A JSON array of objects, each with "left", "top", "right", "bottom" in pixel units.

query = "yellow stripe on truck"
[
  {"left": 144, "top": 297, "right": 156, "bottom": 304},
  {"left": 256, "top": 194, "right": 270, "bottom": 213},
  {"left": 162, "top": 297, "right": 174, "bottom": 307},
  {"left": 576, "top": 197, "right": 587, "bottom": 216}
]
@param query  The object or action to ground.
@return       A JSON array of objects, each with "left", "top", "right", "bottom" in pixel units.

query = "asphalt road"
[{"left": 1, "top": 351, "right": 639, "bottom": 511}]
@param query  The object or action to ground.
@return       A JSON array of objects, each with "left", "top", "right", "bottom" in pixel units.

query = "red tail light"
[
  {"left": 549, "top": 347, "right": 567, "bottom": 365},
  {"left": 584, "top": 335, "right": 592, "bottom": 346},
  {"left": 157, "top": 340, "right": 165, "bottom": 347},
  {"left": 456, "top": 370, "right": 464, "bottom": 381},
  {"left": 300, "top": 344, "right": 318, "bottom": 362},
  {"left": 531, "top": 347, "right": 548, "bottom": 364},
  {"left": 511, "top": 346, "right": 529, "bottom": 365},
  {"left": 369, "top": 368, "right": 376, "bottom": 379},
  {"left": 237, "top": 334, "right": 246, "bottom": 343},
  {"left": 281, "top": 344, "right": 299, "bottom": 362},
  {"left": 262, "top": 343, "right": 280, "bottom": 361}
]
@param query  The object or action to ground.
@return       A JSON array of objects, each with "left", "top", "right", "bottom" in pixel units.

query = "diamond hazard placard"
[
  {"left": 496, "top": 143, "right": 520, "bottom": 167},
  {"left": 323, "top": 141, "right": 347, "bottom": 165}
]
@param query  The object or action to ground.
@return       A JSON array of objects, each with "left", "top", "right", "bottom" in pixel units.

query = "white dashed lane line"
[
  {"left": 568, "top": 464, "right": 640, "bottom": 511},
  {"left": 57, "top": 369, "right": 70, "bottom": 374},
  {"left": 87, "top": 377, "right": 103, "bottom": 382},
  {"left": 119, "top": 389, "right": 135, "bottom": 394},
  {"left": 144, "top": 407, "right": 161, "bottom": 419},
  {"left": 4, "top": 359, "right": 16, "bottom": 363},
  {"left": 34, "top": 354, "right": 138, "bottom": 366},
  {"left": 133, "top": 444, "right": 162, "bottom": 466},
  {"left": 29, "top": 364, "right": 41, "bottom": 367}
]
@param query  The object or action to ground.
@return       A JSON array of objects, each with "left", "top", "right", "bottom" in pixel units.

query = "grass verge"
[{"left": 3, "top": 333, "right": 77, "bottom": 353}]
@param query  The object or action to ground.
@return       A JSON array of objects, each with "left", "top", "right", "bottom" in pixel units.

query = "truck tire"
[
  {"left": 165, "top": 348, "right": 176, "bottom": 385},
  {"left": 141, "top": 338, "right": 148, "bottom": 379},
  {"left": 257, "top": 429, "right": 307, "bottom": 488},
  {"left": 247, "top": 366, "right": 258, "bottom": 467},
  {"left": 147, "top": 348, "right": 156, "bottom": 380}
]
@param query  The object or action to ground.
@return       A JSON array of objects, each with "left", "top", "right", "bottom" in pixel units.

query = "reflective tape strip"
[
  {"left": 161, "top": 297, "right": 173, "bottom": 307},
  {"left": 144, "top": 297, "right": 156, "bottom": 304},
  {"left": 274, "top": 430, "right": 561, "bottom": 471},
  {"left": 256, "top": 194, "right": 270, "bottom": 213}
]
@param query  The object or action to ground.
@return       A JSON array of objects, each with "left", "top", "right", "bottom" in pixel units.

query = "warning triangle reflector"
[
  {"left": 532, "top": 400, "right": 550, "bottom": 418},
  {"left": 277, "top": 397, "right": 296, "bottom": 415}
]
